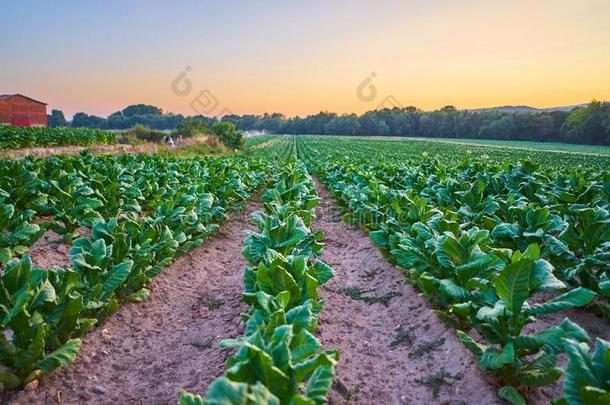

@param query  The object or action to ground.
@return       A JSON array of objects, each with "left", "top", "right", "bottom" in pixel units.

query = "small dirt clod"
[
  {"left": 24, "top": 380, "right": 39, "bottom": 392},
  {"left": 93, "top": 385, "right": 108, "bottom": 395}
]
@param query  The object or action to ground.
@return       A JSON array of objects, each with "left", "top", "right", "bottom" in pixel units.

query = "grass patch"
[
  {"left": 414, "top": 368, "right": 462, "bottom": 398},
  {"left": 361, "top": 267, "right": 382, "bottom": 279},
  {"left": 408, "top": 337, "right": 445, "bottom": 359},
  {"left": 197, "top": 295, "right": 224, "bottom": 311},
  {"left": 333, "top": 379, "right": 360, "bottom": 402},
  {"left": 335, "top": 286, "right": 401, "bottom": 307},
  {"left": 389, "top": 326, "right": 413, "bottom": 347},
  {"left": 190, "top": 337, "right": 214, "bottom": 350}
]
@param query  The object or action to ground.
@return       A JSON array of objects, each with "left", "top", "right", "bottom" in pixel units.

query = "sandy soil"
[
  {"left": 5, "top": 202, "right": 258, "bottom": 405},
  {"left": 313, "top": 180, "right": 500, "bottom": 405},
  {"left": 28, "top": 230, "right": 72, "bottom": 269},
  {"left": 27, "top": 227, "right": 91, "bottom": 269}
]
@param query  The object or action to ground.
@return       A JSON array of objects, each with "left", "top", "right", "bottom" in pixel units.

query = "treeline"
[
  {"left": 48, "top": 104, "right": 185, "bottom": 130},
  {"left": 50, "top": 100, "right": 610, "bottom": 145},
  {"left": 222, "top": 101, "right": 610, "bottom": 145}
]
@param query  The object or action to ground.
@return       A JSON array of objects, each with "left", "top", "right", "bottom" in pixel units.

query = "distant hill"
[{"left": 467, "top": 103, "right": 588, "bottom": 113}]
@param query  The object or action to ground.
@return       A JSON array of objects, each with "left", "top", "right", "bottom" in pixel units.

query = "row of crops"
[
  {"left": 257, "top": 135, "right": 610, "bottom": 404},
  {"left": 181, "top": 160, "right": 338, "bottom": 404},
  {"left": 0, "top": 126, "right": 116, "bottom": 149},
  {"left": 0, "top": 151, "right": 273, "bottom": 389},
  {"left": 1, "top": 132, "right": 608, "bottom": 403}
]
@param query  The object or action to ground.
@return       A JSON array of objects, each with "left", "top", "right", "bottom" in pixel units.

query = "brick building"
[{"left": 0, "top": 94, "right": 47, "bottom": 127}]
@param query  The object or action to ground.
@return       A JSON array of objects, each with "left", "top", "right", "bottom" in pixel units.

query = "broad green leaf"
[
  {"left": 35, "top": 338, "right": 82, "bottom": 374},
  {"left": 304, "top": 365, "right": 336, "bottom": 404},
  {"left": 0, "top": 371, "right": 20, "bottom": 389},
  {"left": 495, "top": 257, "right": 532, "bottom": 315},
  {"left": 456, "top": 330, "right": 486, "bottom": 356},
  {"left": 129, "top": 288, "right": 150, "bottom": 303},
  {"left": 498, "top": 386, "right": 525, "bottom": 405},
  {"left": 102, "top": 260, "right": 133, "bottom": 297},
  {"left": 179, "top": 390, "right": 204, "bottom": 405},
  {"left": 479, "top": 343, "right": 515, "bottom": 370},
  {"left": 0, "top": 247, "right": 12, "bottom": 265},
  {"left": 530, "top": 288, "right": 596, "bottom": 316}
]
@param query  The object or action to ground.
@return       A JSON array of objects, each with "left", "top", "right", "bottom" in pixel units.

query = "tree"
[
  {"left": 479, "top": 115, "right": 517, "bottom": 140},
  {"left": 212, "top": 121, "right": 244, "bottom": 149},
  {"left": 121, "top": 104, "right": 163, "bottom": 117},
  {"left": 324, "top": 114, "right": 361, "bottom": 135},
  {"left": 561, "top": 101, "right": 608, "bottom": 144},
  {"left": 71, "top": 112, "right": 107, "bottom": 128},
  {"left": 175, "top": 117, "right": 209, "bottom": 137},
  {"left": 47, "top": 109, "right": 67, "bottom": 127}
]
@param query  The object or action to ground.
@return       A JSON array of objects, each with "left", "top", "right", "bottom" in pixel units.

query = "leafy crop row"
[
  {"left": 180, "top": 160, "right": 338, "bottom": 404},
  {"left": 0, "top": 152, "right": 272, "bottom": 388},
  {"left": 0, "top": 126, "right": 116, "bottom": 149},
  {"left": 261, "top": 135, "right": 610, "bottom": 404}
]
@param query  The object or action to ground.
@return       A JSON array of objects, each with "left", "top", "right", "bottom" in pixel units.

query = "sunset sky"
[{"left": 2, "top": 0, "right": 609, "bottom": 118}]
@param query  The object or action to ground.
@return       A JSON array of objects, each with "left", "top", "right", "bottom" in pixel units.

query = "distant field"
[
  {"left": 395, "top": 136, "right": 610, "bottom": 155},
  {"left": 353, "top": 135, "right": 610, "bottom": 155},
  {"left": 253, "top": 134, "right": 610, "bottom": 169}
]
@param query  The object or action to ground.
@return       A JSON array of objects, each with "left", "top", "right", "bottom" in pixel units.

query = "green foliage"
[
  {"left": 121, "top": 104, "right": 163, "bottom": 117},
  {"left": 414, "top": 368, "right": 462, "bottom": 399},
  {"left": 121, "top": 124, "right": 166, "bottom": 142},
  {"left": 560, "top": 335, "right": 610, "bottom": 405},
  {"left": 175, "top": 117, "right": 209, "bottom": 137},
  {"left": 265, "top": 135, "right": 610, "bottom": 403},
  {"left": 562, "top": 101, "right": 610, "bottom": 145},
  {"left": 47, "top": 109, "right": 67, "bottom": 128},
  {"left": 0, "top": 126, "right": 116, "bottom": 149},
  {"left": 0, "top": 203, "right": 43, "bottom": 265},
  {"left": 212, "top": 121, "right": 244, "bottom": 150},
  {"left": 74, "top": 104, "right": 183, "bottom": 130},
  {"left": 227, "top": 100, "right": 610, "bottom": 145},
  {"left": 183, "top": 160, "right": 337, "bottom": 404},
  {"left": 0, "top": 151, "right": 273, "bottom": 388}
]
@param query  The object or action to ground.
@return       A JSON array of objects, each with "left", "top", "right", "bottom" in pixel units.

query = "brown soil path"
[
  {"left": 6, "top": 201, "right": 260, "bottom": 405},
  {"left": 313, "top": 180, "right": 501, "bottom": 405}
]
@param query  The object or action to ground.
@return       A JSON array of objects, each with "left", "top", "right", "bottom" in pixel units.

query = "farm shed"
[{"left": 0, "top": 94, "right": 48, "bottom": 127}]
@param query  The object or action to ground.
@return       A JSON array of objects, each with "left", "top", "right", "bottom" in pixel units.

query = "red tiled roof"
[{"left": 0, "top": 94, "right": 48, "bottom": 105}]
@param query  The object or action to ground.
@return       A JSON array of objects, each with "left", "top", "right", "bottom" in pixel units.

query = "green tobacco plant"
[
  {"left": 180, "top": 379, "right": 280, "bottom": 405},
  {"left": 44, "top": 174, "right": 104, "bottom": 242},
  {"left": 244, "top": 254, "right": 334, "bottom": 311},
  {"left": 183, "top": 161, "right": 337, "bottom": 404},
  {"left": 457, "top": 245, "right": 596, "bottom": 403},
  {"left": 491, "top": 205, "right": 567, "bottom": 252},
  {"left": 0, "top": 152, "right": 273, "bottom": 390},
  {"left": 242, "top": 212, "right": 323, "bottom": 264},
  {"left": 0, "top": 203, "right": 43, "bottom": 265},
  {"left": 557, "top": 336, "right": 610, "bottom": 405},
  {"left": 0, "top": 257, "right": 84, "bottom": 387},
  {"left": 0, "top": 126, "right": 116, "bottom": 149},
  {"left": 386, "top": 221, "right": 507, "bottom": 327},
  {"left": 220, "top": 324, "right": 338, "bottom": 404},
  {"left": 560, "top": 207, "right": 610, "bottom": 295},
  {"left": 262, "top": 135, "right": 610, "bottom": 403}
]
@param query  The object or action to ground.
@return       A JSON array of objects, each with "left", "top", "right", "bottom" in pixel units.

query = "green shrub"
[{"left": 212, "top": 121, "right": 244, "bottom": 150}]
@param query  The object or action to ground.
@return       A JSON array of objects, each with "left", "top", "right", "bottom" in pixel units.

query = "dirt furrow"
[
  {"left": 313, "top": 179, "right": 500, "bottom": 405},
  {"left": 7, "top": 201, "right": 261, "bottom": 405}
]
